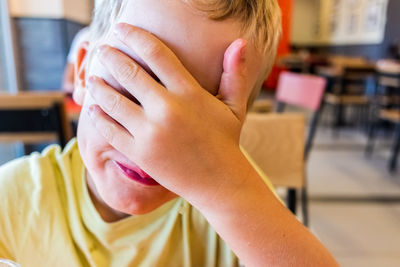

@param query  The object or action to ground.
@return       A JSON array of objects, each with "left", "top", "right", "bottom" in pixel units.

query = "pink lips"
[{"left": 115, "top": 162, "right": 160, "bottom": 186}]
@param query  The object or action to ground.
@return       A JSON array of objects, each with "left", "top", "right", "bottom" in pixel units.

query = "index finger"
[{"left": 114, "top": 23, "right": 199, "bottom": 94}]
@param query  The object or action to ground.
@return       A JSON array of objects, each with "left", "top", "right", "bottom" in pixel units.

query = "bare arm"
[{"left": 195, "top": 150, "right": 339, "bottom": 267}]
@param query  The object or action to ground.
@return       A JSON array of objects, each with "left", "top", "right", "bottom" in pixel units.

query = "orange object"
[
  {"left": 264, "top": 0, "right": 294, "bottom": 91},
  {"left": 276, "top": 0, "right": 293, "bottom": 56},
  {"left": 65, "top": 97, "right": 82, "bottom": 118}
]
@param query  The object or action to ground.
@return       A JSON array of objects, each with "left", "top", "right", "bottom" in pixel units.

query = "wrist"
[{"left": 189, "top": 147, "right": 276, "bottom": 214}]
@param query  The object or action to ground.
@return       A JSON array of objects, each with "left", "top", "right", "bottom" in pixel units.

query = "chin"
[
  {"left": 99, "top": 181, "right": 177, "bottom": 215},
  {"left": 102, "top": 195, "right": 172, "bottom": 215}
]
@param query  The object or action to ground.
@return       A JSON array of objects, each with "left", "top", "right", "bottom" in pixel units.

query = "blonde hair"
[{"left": 89, "top": 0, "right": 282, "bottom": 104}]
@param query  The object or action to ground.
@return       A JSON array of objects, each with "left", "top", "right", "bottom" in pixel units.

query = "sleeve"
[
  {"left": 0, "top": 157, "right": 32, "bottom": 260},
  {"left": 0, "top": 239, "right": 12, "bottom": 259}
]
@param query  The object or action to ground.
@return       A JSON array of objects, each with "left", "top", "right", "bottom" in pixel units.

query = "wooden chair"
[
  {"left": 365, "top": 70, "right": 400, "bottom": 172},
  {"left": 0, "top": 92, "right": 72, "bottom": 148},
  {"left": 250, "top": 99, "right": 274, "bottom": 113},
  {"left": 240, "top": 113, "right": 305, "bottom": 221}
]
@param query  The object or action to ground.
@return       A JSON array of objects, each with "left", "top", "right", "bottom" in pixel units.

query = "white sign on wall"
[
  {"left": 10, "top": 0, "right": 92, "bottom": 24},
  {"left": 0, "top": 0, "right": 19, "bottom": 93},
  {"left": 291, "top": 0, "right": 389, "bottom": 46}
]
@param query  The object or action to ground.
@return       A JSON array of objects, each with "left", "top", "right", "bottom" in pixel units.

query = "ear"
[
  {"left": 73, "top": 41, "right": 89, "bottom": 106},
  {"left": 217, "top": 39, "right": 248, "bottom": 122}
]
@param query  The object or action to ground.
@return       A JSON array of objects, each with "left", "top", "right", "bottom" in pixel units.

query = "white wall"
[
  {"left": 10, "top": 0, "right": 92, "bottom": 24},
  {"left": 63, "top": 0, "right": 93, "bottom": 24},
  {"left": 291, "top": 0, "right": 389, "bottom": 46},
  {"left": 290, "top": 0, "right": 319, "bottom": 45},
  {"left": 0, "top": 0, "right": 20, "bottom": 163},
  {"left": 10, "top": 0, "right": 64, "bottom": 19}
]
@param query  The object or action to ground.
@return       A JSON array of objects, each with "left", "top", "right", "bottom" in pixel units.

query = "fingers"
[
  {"left": 88, "top": 105, "right": 136, "bottom": 157},
  {"left": 217, "top": 39, "right": 248, "bottom": 122},
  {"left": 73, "top": 85, "right": 86, "bottom": 106},
  {"left": 97, "top": 45, "right": 166, "bottom": 108},
  {"left": 114, "top": 23, "right": 198, "bottom": 93},
  {"left": 87, "top": 76, "right": 144, "bottom": 133}
]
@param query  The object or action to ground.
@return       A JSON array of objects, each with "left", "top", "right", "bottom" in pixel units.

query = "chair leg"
[
  {"left": 53, "top": 104, "right": 68, "bottom": 147},
  {"left": 301, "top": 186, "right": 309, "bottom": 227},
  {"left": 332, "top": 104, "right": 343, "bottom": 138},
  {"left": 362, "top": 105, "right": 370, "bottom": 133},
  {"left": 365, "top": 123, "right": 377, "bottom": 157},
  {"left": 389, "top": 123, "right": 400, "bottom": 173},
  {"left": 287, "top": 189, "right": 297, "bottom": 215},
  {"left": 359, "top": 105, "right": 368, "bottom": 131},
  {"left": 305, "top": 112, "right": 320, "bottom": 161}
]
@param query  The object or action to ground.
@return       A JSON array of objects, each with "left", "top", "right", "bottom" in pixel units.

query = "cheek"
[{"left": 77, "top": 103, "right": 111, "bottom": 174}]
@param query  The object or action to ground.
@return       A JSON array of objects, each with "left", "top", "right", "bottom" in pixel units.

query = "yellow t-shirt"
[{"left": 0, "top": 140, "right": 275, "bottom": 267}]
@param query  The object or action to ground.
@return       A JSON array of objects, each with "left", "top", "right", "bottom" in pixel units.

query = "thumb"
[{"left": 218, "top": 39, "right": 248, "bottom": 122}]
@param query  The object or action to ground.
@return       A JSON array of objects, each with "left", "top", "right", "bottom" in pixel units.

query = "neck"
[{"left": 86, "top": 171, "right": 130, "bottom": 223}]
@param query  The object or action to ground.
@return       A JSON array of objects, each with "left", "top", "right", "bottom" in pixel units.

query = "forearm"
[{"left": 195, "top": 151, "right": 339, "bottom": 267}]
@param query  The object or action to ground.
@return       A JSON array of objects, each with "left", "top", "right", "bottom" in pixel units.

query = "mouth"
[{"left": 115, "top": 161, "right": 160, "bottom": 186}]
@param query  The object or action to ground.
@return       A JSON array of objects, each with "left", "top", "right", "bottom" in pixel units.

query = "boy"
[{"left": 0, "top": 0, "right": 339, "bottom": 266}]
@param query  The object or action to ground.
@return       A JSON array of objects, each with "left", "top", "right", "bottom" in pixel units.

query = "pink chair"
[
  {"left": 275, "top": 71, "right": 326, "bottom": 226},
  {"left": 276, "top": 71, "right": 326, "bottom": 112}
]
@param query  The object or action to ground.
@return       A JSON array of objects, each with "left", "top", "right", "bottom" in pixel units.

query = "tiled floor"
[{"left": 308, "top": 127, "right": 400, "bottom": 267}]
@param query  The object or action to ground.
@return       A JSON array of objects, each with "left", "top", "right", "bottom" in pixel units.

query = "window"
[
  {"left": 0, "top": 0, "right": 18, "bottom": 93},
  {"left": 0, "top": 0, "right": 19, "bottom": 164}
]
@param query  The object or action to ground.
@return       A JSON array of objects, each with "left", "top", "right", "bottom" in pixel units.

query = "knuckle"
[
  {"left": 116, "top": 61, "right": 139, "bottom": 84},
  {"left": 147, "top": 123, "right": 159, "bottom": 137},
  {"left": 143, "top": 123, "right": 158, "bottom": 142},
  {"left": 104, "top": 93, "right": 121, "bottom": 113},
  {"left": 119, "top": 27, "right": 133, "bottom": 43},
  {"left": 103, "top": 123, "right": 115, "bottom": 143},
  {"left": 158, "top": 102, "right": 180, "bottom": 126},
  {"left": 156, "top": 100, "right": 173, "bottom": 118},
  {"left": 148, "top": 124, "right": 166, "bottom": 145},
  {"left": 143, "top": 41, "right": 163, "bottom": 59}
]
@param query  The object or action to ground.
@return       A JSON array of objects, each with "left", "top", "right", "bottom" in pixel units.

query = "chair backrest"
[
  {"left": 373, "top": 71, "right": 400, "bottom": 111},
  {"left": 240, "top": 113, "right": 305, "bottom": 188},
  {"left": 276, "top": 71, "right": 326, "bottom": 112},
  {"left": 329, "top": 55, "right": 370, "bottom": 68},
  {"left": 0, "top": 92, "right": 72, "bottom": 147},
  {"left": 340, "top": 66, "right": 376, "bottom": 95}
]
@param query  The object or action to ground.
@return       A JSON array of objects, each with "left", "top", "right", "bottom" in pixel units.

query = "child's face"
[{"left": 77, "top": 0, "right": 263, "bottom": 215}]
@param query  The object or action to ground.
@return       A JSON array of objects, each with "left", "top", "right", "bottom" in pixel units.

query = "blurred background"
[{"left": 1, "top": 0, "right": 400, "bottom": 266}]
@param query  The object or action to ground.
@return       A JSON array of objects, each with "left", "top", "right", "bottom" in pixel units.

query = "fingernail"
[
  {"left": 88, "top": 105, "right": 96, "bottom": 117},
  {"left": 81, "top": 41, "right": 89, "bottom": 50},
  {"left": 87, "top": 76, "right": 96, "bottom": 86},
  {"left": 87, "top": 77, "right": 97, "bottom": 92},
  {"left": 96, "top": 45, "right": 107, "bottom": 56},
  {"left": 114, "top": 23, "right": 128, "bottom": 39}
]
